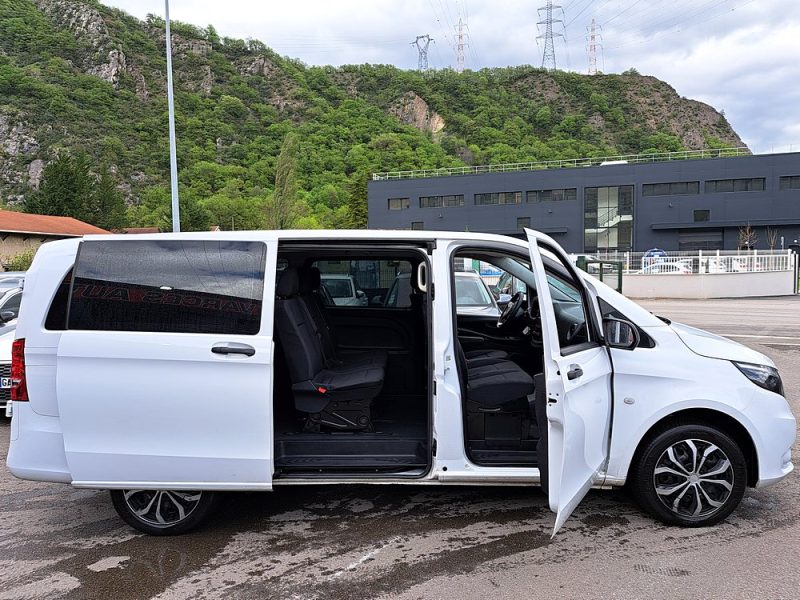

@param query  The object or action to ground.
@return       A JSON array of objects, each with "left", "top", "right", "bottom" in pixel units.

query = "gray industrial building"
[{"left": 367, "top": 151, "right": 800, "bottom": 253}]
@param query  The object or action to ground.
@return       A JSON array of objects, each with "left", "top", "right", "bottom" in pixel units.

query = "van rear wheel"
[
  {"left": 110, "top": 489, "right": 218, "bottom": 535},
  {"left": 630, "top": 424, "right": 747, "bottom": 527}
]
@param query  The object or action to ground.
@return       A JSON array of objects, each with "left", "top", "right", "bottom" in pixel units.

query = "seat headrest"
[
  {"left": 299, "top": 266, "right": 321, "bottom": 294},
  {"left": 276, "top": 267, "right": 300, "bottom": 297}
]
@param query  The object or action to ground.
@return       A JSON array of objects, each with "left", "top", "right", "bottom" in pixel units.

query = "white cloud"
[{"left": 103, "top": 0, "right": 800, "bottom": 152}]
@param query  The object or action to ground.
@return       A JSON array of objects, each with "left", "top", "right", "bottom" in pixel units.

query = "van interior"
[
  {"left": 272, "top": 245, "right": 431, "bottom": 477},
  {"left": 271, "top": 243, "right": 589, "bottom": 478}
]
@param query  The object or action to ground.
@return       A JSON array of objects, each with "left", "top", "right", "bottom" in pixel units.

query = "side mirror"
[
  {"left": 0, "top": 310, "right": 15, "bottom": 323},
  {"left": 497, "top": 293, "right": 512, "bottom": 305},
  {"left": 356, "top": 290, "right": 366, "bottom": 299},
  {"left": 370, "top": 296, "right": 383, "bottom": 306},
  {"left": 603, "top": 318, "right": 639, "bottom": 350}
]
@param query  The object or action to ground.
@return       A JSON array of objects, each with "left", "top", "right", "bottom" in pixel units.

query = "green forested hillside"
[{"left": 0, "top": 0, "right": 745, "bottom": 231}]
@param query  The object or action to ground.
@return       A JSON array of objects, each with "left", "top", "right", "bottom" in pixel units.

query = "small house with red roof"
[{"left": 0, "top": 210, "right": 108, "bottom": 266}]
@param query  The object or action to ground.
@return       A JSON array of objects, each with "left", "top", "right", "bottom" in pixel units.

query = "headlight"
[{"left": 733, "top": 362, "right": 784, "bottom": 396}]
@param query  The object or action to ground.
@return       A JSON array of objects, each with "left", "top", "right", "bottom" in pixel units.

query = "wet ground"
[{"left": 1, "top": 297, "right": 799, "bottom": 599}]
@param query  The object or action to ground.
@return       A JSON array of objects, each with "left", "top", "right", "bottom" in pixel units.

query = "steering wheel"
[
  {"left": 497, "top": 291, "right": 525, "bottom": 328},
  {"left": 565, "top": 321, "right": 587, "bottom": 344}
]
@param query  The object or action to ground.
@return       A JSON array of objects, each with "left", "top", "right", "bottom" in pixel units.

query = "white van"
[{"left": 6, "top": 230, "right": 794, "bottom": 536}]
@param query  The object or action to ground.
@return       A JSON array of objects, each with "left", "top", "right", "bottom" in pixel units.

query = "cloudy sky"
[{"left": 104, "top": 0, "right": 799, "bottom": 154}]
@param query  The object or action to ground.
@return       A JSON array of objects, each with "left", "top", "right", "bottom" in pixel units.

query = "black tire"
[
  {"left": 629, "top": 423, "right": 747, "bottom": 527},
  {"left": 110, "top": 489, "right": 218, "bottom": 535}
]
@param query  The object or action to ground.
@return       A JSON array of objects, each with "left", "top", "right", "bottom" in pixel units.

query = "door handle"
[
  {"left": 211, "top": 343, "right": 256, "bottom": 357},
  {"left": 566, "top": 364, "right": 583, "bottom": 380}
]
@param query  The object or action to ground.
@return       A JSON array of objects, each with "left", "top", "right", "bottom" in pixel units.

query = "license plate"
[{"left": 1, "top": 377, "right": 11, "bottom": 389}]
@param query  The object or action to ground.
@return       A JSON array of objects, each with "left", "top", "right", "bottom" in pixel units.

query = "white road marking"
[{"left": 713, "top": 333, "right": 800, "bottom": 341}]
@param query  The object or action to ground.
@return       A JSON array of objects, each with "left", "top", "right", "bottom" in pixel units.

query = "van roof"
[{"left": 75, "top": 229, "right": 535, "bottom": 246}]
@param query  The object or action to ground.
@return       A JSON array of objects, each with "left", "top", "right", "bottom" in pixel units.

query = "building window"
[
  {"left": 474, "top": 191, "right": 522, "bottom": 205},
  {"left": 444, "top": 194, "right": 465, "bottom": 207},
  {"left": 419, "top": 194, "right": 464, "bottom": 208},
  {"left": 583, "top": 185, "right": 634, "bottom": 253},
  {"left": 517, "top": 217, "right": 531, "bottom": 230},
  {"left": 779, "top": 175, "right": 800, "bottom": 190},
  {"left": 387, "top": 197, "right": 409, "bottom": 210},
  {"left": 411, "top": 221, "right": 424, "bottom": 230},
  {"left": 679, "top": 230, "right": 723, "bottom": 251},
  {"left": 694, "top": 209, "right": 710, "bottom": 222},
  {"left": 526, "top": 188, "right": 577, "bottom": 202},
  {"left": 704, "top": 178, "right": 765, "bottom": 193},
  {"left": 642, "top": 181, "right": 700, "bottom": 196}
]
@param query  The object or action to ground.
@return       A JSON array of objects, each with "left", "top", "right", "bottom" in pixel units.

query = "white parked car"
[
  {"left": 6, "top": 230, "right": 794, "bottom": 536},
  {"left": 0, "top": 278, "right": 23, "bottom": 322},
  {"left": 0, "top": 320, "right": 16, "bottom": 415},
  {"left": 385, "top": 271, "right": 500, "bottom": 317},
  {"left": 637, "top": 262, "right": 693, "bottom": 275},
  {"left": 319, "top": 273, "right": 368, "bottom": 306}
]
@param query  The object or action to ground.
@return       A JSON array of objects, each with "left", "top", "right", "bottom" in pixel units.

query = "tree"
[
  {"left": 25, "top": 153, "right": 93, "bottom": 222},
  {"left": 765, "top": 226, "right": 779, "bottom": 250},
  {"left": 265, "top": 133, "right": 302, "bottom": 229},
  {"left": 4, "top": 248, "right": 36, "bottom": 271},
  {"left": 345, "top": 170, "right": 369, "bottom": 228},
  {"left": 738, "top": 223, "right": 758, "bottom": 250},
  {"left": 87, "top": 165, "right": 127, "bottom": 230},
  {"left": 128, "top": 186, "right": 210, "bottom": 232}
]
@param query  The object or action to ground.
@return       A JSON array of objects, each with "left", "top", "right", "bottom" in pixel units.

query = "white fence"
[
  {"left": 579, "top": 250, "right": 800, "bottom": 299},
  {"left": 577, "top": 250, "right": 796, "bottom": 275}
]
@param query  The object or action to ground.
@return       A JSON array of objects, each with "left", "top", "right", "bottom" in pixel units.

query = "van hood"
[{"left": 669, "top": 321, "right": 775, "bottom": 367}]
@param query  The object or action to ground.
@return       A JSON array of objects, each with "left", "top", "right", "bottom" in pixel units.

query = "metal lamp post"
[{"left": 165, "top": 0, "right": 180, "bottom": 232}]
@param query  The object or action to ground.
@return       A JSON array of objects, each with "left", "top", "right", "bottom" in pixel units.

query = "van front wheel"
[
  {"left": 630, "top": 424, "right": 747, "bottom": 527},
  {"left": 110, "top": 489, "right": 218, "bottom": 535}
]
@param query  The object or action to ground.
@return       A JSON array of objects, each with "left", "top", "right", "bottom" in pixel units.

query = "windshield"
[
  {"left": 455, "top": 277, "right": 494, "bottom": 307},
  {"left": 322, "top": 278, "right": 354, "bottom": 299}
]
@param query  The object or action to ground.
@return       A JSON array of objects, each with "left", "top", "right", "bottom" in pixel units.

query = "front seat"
[
  {"left": 274, "top": 268, "right": 384, "bottom": 431},
  {"left": 456, "top": 340, "right": 535, "bottom": 450},
  {"left": 457, "top": 346, "right": 534, "bottom": 410}
]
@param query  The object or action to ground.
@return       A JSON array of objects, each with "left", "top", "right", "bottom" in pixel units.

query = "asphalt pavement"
[{"left": 1, "top": 297, "right": 798, "bottom": 599}]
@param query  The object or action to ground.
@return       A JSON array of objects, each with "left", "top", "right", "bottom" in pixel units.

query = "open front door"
[
  {"left": 57, "top": 238, "right": 276, "bottom": 490},
  {"left": 525, "top": 230, "right": 613, "bottom": 535}
]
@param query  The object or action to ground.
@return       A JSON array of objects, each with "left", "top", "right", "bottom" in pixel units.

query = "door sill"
[{"left": 71, "top": 481, "right": 273, "bottom": 491}]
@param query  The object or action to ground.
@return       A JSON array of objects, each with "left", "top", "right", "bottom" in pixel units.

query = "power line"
[
  {"left": 602, "top": 0, "right": 646, "bottom": 26},
  {"left": 605, "top": 0, "right": 750, "bottom": 50},
  {"left": 565, "top": 0, "right": 597, "bottom": 27}
]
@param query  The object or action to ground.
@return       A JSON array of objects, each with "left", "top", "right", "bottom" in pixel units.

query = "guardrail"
[{"left": 372, "top": 147, "right": 752, "bottom": 181}]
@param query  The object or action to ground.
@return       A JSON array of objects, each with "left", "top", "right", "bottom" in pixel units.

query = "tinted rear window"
[
  {"left": 45, "top": 270, "right": 72, "bottom": 330},
  {"left": 68, "top": 240, "right": 266, "bottom": 334}
]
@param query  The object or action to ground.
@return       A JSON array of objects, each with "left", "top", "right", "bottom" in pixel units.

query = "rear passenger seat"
[
  {"left": 298, "top": 267, "right": 388, "bottom": 371},
  {"left": 274, "top": 268, "right": 384, "bottom": 431}
]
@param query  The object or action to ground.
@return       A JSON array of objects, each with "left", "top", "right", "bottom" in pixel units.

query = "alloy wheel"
[
  {"left": 652, "top": 438, "right": 735, "bottom": 521},
  {"left": 122, "top": 490, "right": 203, "bottom": 528}
]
